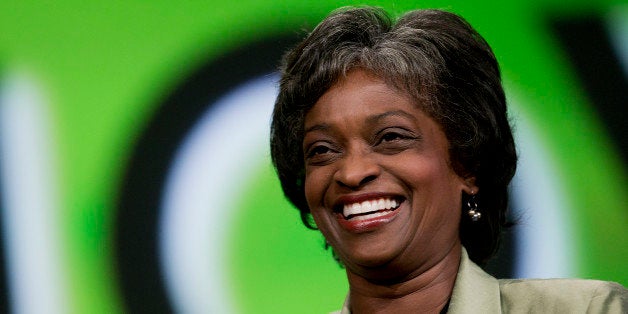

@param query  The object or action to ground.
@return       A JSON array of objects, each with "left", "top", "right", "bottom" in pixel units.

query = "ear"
[{"left": 461, "top": 176, "right": 479, "bottom": 195}]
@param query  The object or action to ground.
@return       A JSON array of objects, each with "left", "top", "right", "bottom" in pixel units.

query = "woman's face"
[{"left": 303, "top": 70, "right": 476, "bottom": 280}]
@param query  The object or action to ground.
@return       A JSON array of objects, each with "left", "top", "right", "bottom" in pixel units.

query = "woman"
[{"left": 270, "top": 6, "right": 627, "bottom": 313}]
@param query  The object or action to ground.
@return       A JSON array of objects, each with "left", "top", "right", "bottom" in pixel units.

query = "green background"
[{"left": 0, "top": 0, "right": 626, "bottom": 313}]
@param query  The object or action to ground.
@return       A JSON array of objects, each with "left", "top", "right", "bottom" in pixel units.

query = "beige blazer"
[{"left": 335, "top": 248, "right": 627, "bottom": 313}]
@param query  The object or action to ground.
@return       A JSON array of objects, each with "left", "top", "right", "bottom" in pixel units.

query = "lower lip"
[{"left": 336, "top": 208, "right": 400, "bottom": 233}]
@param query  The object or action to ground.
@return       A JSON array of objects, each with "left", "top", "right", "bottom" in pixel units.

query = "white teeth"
[
  {"left": 377, "top": 199, "right": 385, "bottom": 209},
  {"left": 351, "top": 203, "right": 360, "bottom": 212},
  {"left": 342, "top": 198, "right": 400, "bottom": 218},
  {"left": 350, "top": 210, "right": 390, "bottom": 221}
]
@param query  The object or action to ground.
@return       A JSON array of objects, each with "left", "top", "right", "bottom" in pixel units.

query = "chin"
[
  {"left": 345, "top": 256, "right": 415, "bottom": 284},
  {"left": 341, "top": 245, "right": 401, "bottom": 269}
]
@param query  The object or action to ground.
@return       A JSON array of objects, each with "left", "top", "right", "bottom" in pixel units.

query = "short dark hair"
[{"left": 270, "top": 6, "right": 517, "bottom": 265}]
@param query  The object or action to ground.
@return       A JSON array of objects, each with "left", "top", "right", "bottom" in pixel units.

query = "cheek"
[
  {"left": 397, "top": 157, "right": 447, "bottom": 187},
  {"left": 303, "top": 167, "right": 331, "bottom": 209},
  {"left": 307, "top": 199, "right": 336, "bottom": 246},
  {"left": 401, "top": 157, "right": 465, "bottom": 215},
  {"left": 304, "top": 169, "right": 337, "bottom": 238},
  {"left": 303, "top": 177, "right": 318, "bottom": 211}
]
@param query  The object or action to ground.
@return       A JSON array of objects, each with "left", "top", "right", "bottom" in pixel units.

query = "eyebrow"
[
  {"left": 303, "top": 110, "right": 417, "bottom": 135},
  {"left": 366, "top": 110, "right": 417, "bottom": 124},
  {"left": 304, "top": 123, "right": 330, "bottom": 134}
]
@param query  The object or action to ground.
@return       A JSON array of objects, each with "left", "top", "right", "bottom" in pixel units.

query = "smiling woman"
[
  {"left": 302, "top": 71, "right": 472, "bottom": 286},
  {"left": 270, "top": 6, "right": 628, "bottom": 313}
]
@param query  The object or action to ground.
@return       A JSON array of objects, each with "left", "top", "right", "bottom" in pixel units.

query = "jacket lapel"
[{"left": 447, "top": 248, "right": 502, "bottom": 313}]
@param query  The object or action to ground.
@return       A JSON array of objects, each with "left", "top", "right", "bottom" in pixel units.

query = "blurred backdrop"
[{"left": 0, "top": 0, "right": 627, "bottom": 313}]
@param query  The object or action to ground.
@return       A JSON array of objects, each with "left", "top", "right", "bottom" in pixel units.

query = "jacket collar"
[{"left": 445, "top": 247, "right": 502, "bottom": 313}]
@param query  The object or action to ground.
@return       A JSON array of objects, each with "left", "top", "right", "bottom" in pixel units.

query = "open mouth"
[{"left": 341, "top": 197, "right": 402, "bottom": 220}]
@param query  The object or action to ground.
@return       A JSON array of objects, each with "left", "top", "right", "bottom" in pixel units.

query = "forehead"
[{"left": 304, "top": 70, "right": 422, "bottom": 126}]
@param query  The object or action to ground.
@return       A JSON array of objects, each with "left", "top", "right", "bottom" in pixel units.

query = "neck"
[{"left": 346, "top": 242, "right": 461, "bottom": 314}]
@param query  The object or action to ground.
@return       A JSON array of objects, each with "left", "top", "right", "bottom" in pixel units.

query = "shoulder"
[{"left": 498, "top": 278, "right": 628, "bottom": 313}]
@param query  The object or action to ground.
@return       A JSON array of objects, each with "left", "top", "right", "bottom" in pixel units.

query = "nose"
[{"left": 333, "top": 150, "right": 380, "bottom": 189}]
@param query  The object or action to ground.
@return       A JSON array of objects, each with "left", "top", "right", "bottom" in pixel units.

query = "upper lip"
[{"left": 331, "top": 192, "right": 404, "bottom": 213}]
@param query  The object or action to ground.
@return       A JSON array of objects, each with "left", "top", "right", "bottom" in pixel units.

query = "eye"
[
  {"left": 304, "top": 141, "right": 339, "bottom": 165},
  {"left": 306, "top": 144, "right": 332, "bottom": 157},
  {"left": 380, "top": 132, "right": 405, "bottom": 143},
  {"left": 374, "top": 128, "right": 419, "bottom": 153},
  {"left": 376, "top": 128, "right": 415, "bottom": 144}
]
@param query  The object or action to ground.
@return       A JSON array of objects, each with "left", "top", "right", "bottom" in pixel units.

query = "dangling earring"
[{"left": 467, "top": 194, "right": 481, "bottom": 222}]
